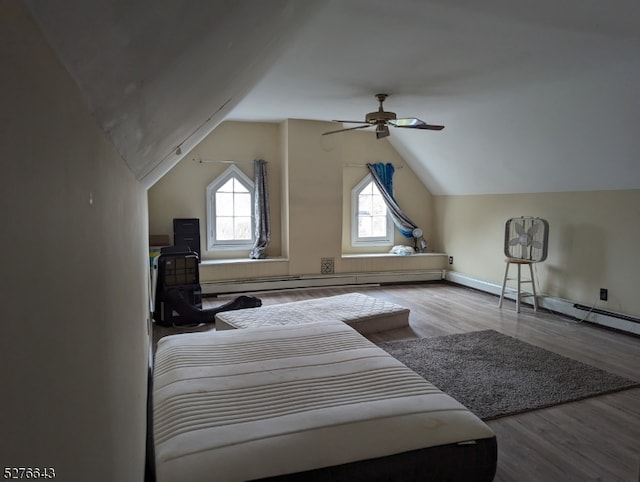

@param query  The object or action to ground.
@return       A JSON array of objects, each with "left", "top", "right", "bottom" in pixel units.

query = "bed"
[
  {"left": 215, "top": 292, "right": 410, "bottom": 334},
  {"left": 152, "top": 321, "right": 497, "bottom": 481}
]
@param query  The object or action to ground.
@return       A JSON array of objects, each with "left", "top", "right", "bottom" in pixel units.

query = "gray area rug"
[{"left": 377, "top": 329, "right": 640, "bottom": 420}]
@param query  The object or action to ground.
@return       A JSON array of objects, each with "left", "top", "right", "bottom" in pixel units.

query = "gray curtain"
[
  {"left": 249, "top": 159, "right": 271, "bottom": 259},
  {"left": 366, "top": 162, "right": 426, "bottom": 252}
]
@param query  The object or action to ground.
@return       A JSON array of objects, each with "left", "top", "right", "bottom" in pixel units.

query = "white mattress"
[
  {"left": 215, "top": 292, "right": 410, "bottom": 334},
  {"left": 153, "top": 322, "right": 495, "bottom": 482}
]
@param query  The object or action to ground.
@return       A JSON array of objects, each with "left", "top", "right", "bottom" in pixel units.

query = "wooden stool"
[{"left": 498, "top": 258, "right": 538, "bottom": 313}]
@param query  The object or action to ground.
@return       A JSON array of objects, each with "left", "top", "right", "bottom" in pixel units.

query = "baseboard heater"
[
  {"left": 574, "top": 304, "right": 640, "bottom": 325},
  {"left": 445, "top": 271, "right": 639, "bottom": 336},
  {"left": 201, "top": 269, "right": 445, "bottom": 295}
]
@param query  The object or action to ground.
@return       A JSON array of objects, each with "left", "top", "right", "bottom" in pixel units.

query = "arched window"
[
  {"left": 206, "top": 165, "right": 254, "bottom": 250},
  {"left": 351, "top": 174, "right": 393, "bottom": 246}
]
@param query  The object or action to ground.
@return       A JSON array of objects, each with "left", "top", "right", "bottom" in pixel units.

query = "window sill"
[
  {"left": 341, "top": 252, "right": 447, "bottom": 259},
  {"left": 200, "top": 257, "right": 288, "bottom": 266}
]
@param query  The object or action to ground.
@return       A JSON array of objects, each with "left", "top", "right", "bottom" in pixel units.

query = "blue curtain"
[
  {"left": 367, "top": 162, "right": 427, "bottom": 252},
  {"left": 369, "top": 162, "right": 395, "bottom": 197},
  {"left": 249, "top": 159, "right": 271, "bottom": 259}
]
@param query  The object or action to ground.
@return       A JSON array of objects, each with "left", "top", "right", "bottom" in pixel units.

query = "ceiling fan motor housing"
[
  {"left": 365, "top": 110, "right": 396, "bottom": 123},
  {"left": 504, "top": 217, "right": 549, "bottom": 262}
]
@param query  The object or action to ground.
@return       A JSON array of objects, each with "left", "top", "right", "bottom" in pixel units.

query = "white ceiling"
[{"left": 28, "top": 0, "right": 640, "bottom": 194}]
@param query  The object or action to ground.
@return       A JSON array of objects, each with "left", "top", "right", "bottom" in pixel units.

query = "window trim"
[
  {"left": 351, "top": 173, "right": 393, "bottom": 247},
  {"left": 206, "top": 164, "right": 255, "bottom": 250}
]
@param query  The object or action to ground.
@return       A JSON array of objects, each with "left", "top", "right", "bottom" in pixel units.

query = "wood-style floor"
[{"left": 154, "top": 281, "right": 640, "bottom": 482}]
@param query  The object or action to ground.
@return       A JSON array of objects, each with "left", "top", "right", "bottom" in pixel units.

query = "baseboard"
[
  {"left": 201, "top": 269, "right": 445, "bottom": 295},
  {"left": 444, "top": 271, "right": 640, "bottom": 336}
]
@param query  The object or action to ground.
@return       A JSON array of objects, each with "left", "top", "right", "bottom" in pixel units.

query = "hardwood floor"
[{"left": 155, "top": 281, "right": 640, "bottom": 482}]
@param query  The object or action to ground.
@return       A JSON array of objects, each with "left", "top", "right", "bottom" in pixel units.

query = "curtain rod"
[
  {"left": 344, "top": 163, "right": 403, "bottom": 169},
  {"left": 192, "top": 158, "right": 395, "bottom": 168},
  {"left": 192, "top": 157, "right": 256, "bottom": 164}
]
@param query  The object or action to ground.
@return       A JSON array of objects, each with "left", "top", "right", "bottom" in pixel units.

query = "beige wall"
[
  {"left": 148, "top": 121, "right": 283, "bottom": 259},
  {"left": 148, "top": 119, "right": 442, "bottom": 281},
  {"left": 1, "top": 4, "right": 149, "bottom": 481},
  {"left": 433, "top": 190, "right": 640, "bottom": 318},
  {"left": 286, "top": 119, "right": 344, "bottom": 274},
  {"left": 340, "top": 131, "right": 434, "bottom": 254}
]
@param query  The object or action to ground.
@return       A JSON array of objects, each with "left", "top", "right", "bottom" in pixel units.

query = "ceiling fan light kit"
[
  {"left": 322, "top": 93, "right": 444, "bottom": 139},
  {"left": 375, "top": 123, "right": 390, "bottom": 139}
]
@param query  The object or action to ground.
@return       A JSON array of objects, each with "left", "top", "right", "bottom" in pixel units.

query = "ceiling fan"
[{"left": 322, "top": 93, "right": 444, "bottom": 139}]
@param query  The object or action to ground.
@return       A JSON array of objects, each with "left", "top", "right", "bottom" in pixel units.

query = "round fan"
[
  {"left": 322, "top": 94, "right": 444, "bottom": 139},
  {"left": 412, "top": 227, "right": 426, "bottom": 253}
]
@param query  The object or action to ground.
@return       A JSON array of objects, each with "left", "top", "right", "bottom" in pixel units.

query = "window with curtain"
[
  {"left": 351, "top": 173, "right": 393, "bottom": 246},
  {"left": 206, "top": 164, "right": 255, "bottom": 250}
]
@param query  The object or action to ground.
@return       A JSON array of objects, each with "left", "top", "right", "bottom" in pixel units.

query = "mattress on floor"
[
  {"left": 153, "top": 322, "right": 497, "bottom": 482},
  {"left": 215, "top": 292, "right": 410, "bottom": 334}
]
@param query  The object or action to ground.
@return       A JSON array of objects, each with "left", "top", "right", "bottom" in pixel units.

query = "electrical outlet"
[
  {"left": 448, "top": 256, "right": 454, "bottom": 265},
  {"left": 599, "top": 288, "right": 608, "bottom": 301}
]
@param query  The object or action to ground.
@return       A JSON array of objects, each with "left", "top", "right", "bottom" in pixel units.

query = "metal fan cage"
[{"left": 504, "top": 217, "right": 549, "bottom": 262}]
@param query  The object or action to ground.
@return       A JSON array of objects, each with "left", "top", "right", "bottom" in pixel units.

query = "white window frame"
[
  {"left": 206, "top": 164, "right": 255, "bottom": 250},
  {"left": 351, "top": 174, "right": 393, "bottom": 247}
]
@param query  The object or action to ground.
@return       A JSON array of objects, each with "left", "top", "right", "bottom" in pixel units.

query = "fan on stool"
[
  {"left": 500, "top": 217, "right": 549, "bottom": 313},
  {"left": 504, "top": 217, "right": 549, "bottom": 262}
]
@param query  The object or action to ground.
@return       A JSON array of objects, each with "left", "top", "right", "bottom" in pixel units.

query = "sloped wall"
[{"left": 0, "top": 4, "right": 149, "bottom": 481}]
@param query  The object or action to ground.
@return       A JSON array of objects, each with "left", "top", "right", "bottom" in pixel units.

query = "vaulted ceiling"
[{"left": 28, "top": 0, "right": 640, "bottom": 194}]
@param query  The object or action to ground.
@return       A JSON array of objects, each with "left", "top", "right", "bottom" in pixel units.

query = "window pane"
[
  {"left": 218, "top": 178, "right": 234, "bottom": 193},
  {"left": 216, "top": 192, "right": 234, "bottom": 216},
  {"left": 358, "top": 193, "right": 372, "bottom": 215},
  {"left": 371, "top": 193, "right": 387, "bottom": 216},
  {"left": 233, "top": 178, "right": 249, "bottom": 193},
  {"left": 371, "top": 215, "right": 388, "bottom": 236},
  {"left": 234, "top": 217, "right": 252, "bottom": 239},
  {"left": 235, "top": 192, "right": 252, "bottom": 215},
  {"left": 216, "top": 217, "right": 234, "bottom": 240},
  {"left": 358, "top": 216, "right": 372, "bottom": 237}
]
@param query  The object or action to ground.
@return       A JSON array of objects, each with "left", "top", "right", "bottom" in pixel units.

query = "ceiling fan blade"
[
  {"left": 389, "top": 118, "right": 424, "bottom": 127},
  {"left": 408, "top": 123, "right": 445, "bottom": 131},
  {"left": 332, "top": 119, "right": 371, "bottom": 124},
  {"left": 322, "top": 125, "right": 371, "bottom": 136},
  {"left": 390, "top": 118, "right": 444, "bottom": 131}
]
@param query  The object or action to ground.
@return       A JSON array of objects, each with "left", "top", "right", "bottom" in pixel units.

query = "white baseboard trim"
[
  {"left": 444, "top": 271, "right": 639, "bottom": 336},
  {"left": 445, "top": 271, "right": 506, "bottom": 297},
  {"left": 201, "top": 269, "right": 445, "bottom": 295}
]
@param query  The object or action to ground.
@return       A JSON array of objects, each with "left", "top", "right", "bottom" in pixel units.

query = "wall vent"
[{"left": 321, "top": 257, "right": 335, "bottom": 274}]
